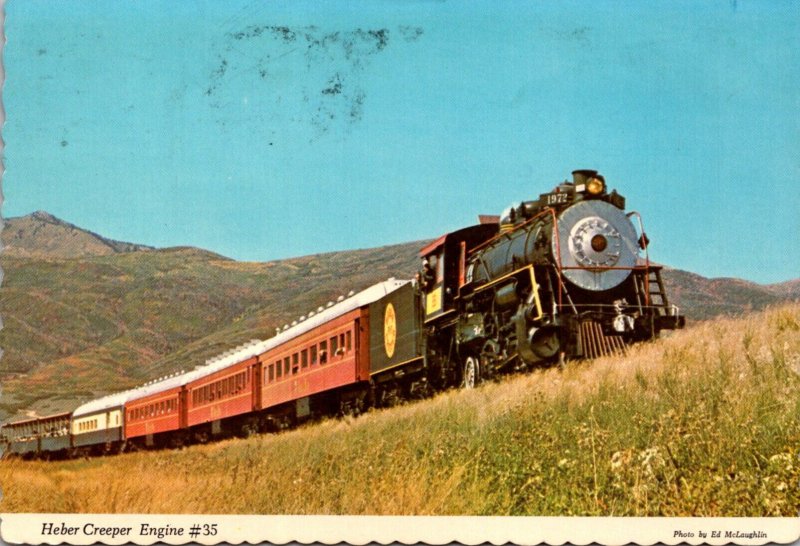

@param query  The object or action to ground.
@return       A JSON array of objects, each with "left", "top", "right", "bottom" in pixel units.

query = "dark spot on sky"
[
  {"left": 568, "top": 26, "right": 591, "bottom": 42},
  {"left": 60, "top": 140, "right": 68, "bottom": 147},
  {"left": 350, "top": 91, "right": 365, "bottom": 121},
  {"left": 322, "top": 74, "right": 343, "bottom": 95},
  {"left": 208, "top": 24, "right": 424, "bottom": 136},
  {"left": 230, "top": 25, "right": 296, "bottom": 43},
  {"left": 399, "top": 26, "right": 424, "bottom": 42},
  {"left": 37, "top": 48, "right": 47, "bottom": 56},
  {"left": 368, "top": 29, "right": 389, "bottom": 50}
]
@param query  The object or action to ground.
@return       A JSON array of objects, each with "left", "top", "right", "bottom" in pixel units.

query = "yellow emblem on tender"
[
  {"left": 426, "top": 286, "right": 443, "bottom": 315},
  {"left": 384, "top": 303, "right": 397, "bottom": 358}
]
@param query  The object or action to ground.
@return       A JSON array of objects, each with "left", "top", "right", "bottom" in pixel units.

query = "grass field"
[{"left": 1, "top": 304, "right": 798, "bottom": 515}]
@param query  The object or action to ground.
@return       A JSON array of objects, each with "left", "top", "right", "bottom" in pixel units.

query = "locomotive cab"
[{"left": 418, "top": 223, "right": 498, "bottom": 322}]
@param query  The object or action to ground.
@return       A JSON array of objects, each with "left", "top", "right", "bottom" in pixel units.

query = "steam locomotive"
[
  {"left": 1, "top": 169, "right": 684, "bottom": 458},
  {"left": 416, "top": 168, "right": 685, "bottom": 390}
]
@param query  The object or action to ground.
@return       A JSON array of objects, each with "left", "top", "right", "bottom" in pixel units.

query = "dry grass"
[{"left": 1, "top": 304, "right": 798, "bottom": 515}]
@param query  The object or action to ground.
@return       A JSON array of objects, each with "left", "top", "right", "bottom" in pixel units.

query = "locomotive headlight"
[{"left": 586, "top": 177, "right": 605, "bottom": 195}]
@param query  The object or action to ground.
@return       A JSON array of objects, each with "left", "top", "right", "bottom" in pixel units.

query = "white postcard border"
[{"left": 1, "top": 514, "right": 799, "bottom": 546}]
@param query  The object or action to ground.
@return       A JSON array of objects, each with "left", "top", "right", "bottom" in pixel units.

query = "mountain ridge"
[{"left": 2, "top": 211, "right": 154, "bottom": 258}]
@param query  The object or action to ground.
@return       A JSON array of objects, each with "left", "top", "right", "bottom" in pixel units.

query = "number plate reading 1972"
[{"left": 542, "top": 192, "right": 571, "bottom": 206}]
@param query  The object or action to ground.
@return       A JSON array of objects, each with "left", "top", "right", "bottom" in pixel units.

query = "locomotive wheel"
[{"left": 462, "top": 356, "right": 480, "bottom": 389}]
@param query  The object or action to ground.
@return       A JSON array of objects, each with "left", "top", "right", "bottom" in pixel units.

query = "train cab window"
[
  {"left": 426, "top": 254, "right": 444, "bottom": 283},
  {"left": 301, "top": 349, "right": 308, "bottom": 368},
  {"left": 319, "top": 341, "right": 328, "bottom": 364},
  {"left": 311, "top": 345, "right": 318, "bottom": 365},
  {"left": 346, "top": 331, "right": 352, "bottom": 352},
  {"left": 284, "top": 357, "right": 290, "bottom": 376}
]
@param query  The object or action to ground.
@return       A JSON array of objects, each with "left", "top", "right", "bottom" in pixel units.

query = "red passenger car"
[
  {"left": 186, "top": 355, "right": 256, "bottom": 432},
  {"left": 125, "top": 382, "right": 184, "bottom": 446},
  {"left": 257, "top": 307, "right": 370, "bottom": 419}
]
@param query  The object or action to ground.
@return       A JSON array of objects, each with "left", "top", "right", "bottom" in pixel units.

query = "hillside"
[
  {"left": 767, "top": 279, "right": 800, "bottom": 299},
  {"left": 1, "top": 304, "right": 797, "bottom": 516},
  {"left": 0, "top": 211, "right": 798, "bottom": 421},
  {"left": 661, "top": 268, "right": 800, "bottom": 320}
]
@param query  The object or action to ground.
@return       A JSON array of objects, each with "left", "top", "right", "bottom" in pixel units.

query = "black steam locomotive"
[{"left": 404, "top": 169, "right": 684, "bottom": 391}]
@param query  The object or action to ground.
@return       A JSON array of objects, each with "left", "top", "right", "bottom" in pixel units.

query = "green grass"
[{"left": 1, "top": 304, "right": 798, "bottom": 515}]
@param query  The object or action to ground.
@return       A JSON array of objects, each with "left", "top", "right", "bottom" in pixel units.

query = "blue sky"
[{"left": 3, "top": 1, "right": 798, "bottom": 283}]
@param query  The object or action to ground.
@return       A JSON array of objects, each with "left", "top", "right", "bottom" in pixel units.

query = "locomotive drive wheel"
[{"left": 462, "top": 356, "right": 480, "bottom": 389}]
